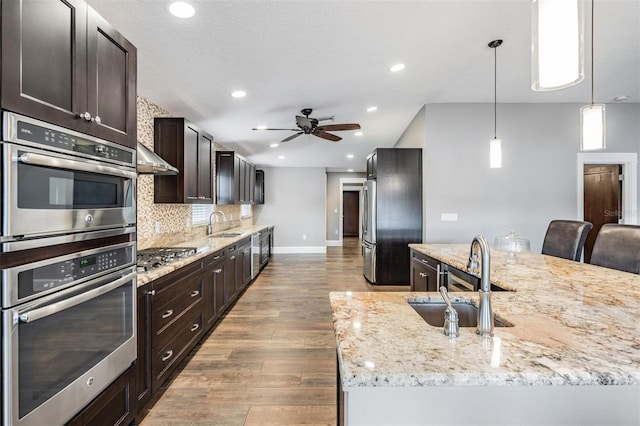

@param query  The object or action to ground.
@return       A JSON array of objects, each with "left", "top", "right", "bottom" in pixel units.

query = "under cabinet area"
[
  {"left": 215, "top": 151, "right": 257, "bottom": 205},
  {"left": 1, "top": 0, "right": 137, "bottom": 148},
  {"left": 154, "top": 117, "right": 214, "bottom": 204}
]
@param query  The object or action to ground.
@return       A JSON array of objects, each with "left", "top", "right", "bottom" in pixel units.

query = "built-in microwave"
[{"left": 1, "top": 112, "right": 136, "bottom": 251}]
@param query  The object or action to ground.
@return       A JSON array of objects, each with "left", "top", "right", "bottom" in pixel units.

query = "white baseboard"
[
  {"left": 273, "top": 246, "right": 327, "bottom": 254},
  {"left": 326, "top": 240, "right": 342, "bottom": 247}
]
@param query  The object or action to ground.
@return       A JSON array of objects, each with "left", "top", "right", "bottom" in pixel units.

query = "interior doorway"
[
  {"left": 342, "top": 191, "right": 360, "bottom": 237},
  {"left": 577, "top": 153, "right": 638, "bottom": 261},
  {"left": 583, "top": 164, "right": 622, "bottom": 263},
  {"left": 339, "top": 177, "right": 366, "bottom": 246}
]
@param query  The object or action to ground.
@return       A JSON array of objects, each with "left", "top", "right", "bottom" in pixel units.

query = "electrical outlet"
[
  {"left": 334, "top": 208, "right": 338, "bottom": 214},
  {"left": 302, "top": 234, "right": 307, "bottom": 240},
  {"left": 155, "top": 221, "right": 160, "bottom": 234},
  {"left": 335, "top": 230, "right": 339, "bottom": 235}
]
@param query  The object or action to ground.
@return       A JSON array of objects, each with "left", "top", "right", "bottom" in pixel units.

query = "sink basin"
[
  {"left": 408, "top": 301, "right": 512, "bottom": 328},
  {"left": 211, "top": 232, "right": 243, "bottom": 238}
]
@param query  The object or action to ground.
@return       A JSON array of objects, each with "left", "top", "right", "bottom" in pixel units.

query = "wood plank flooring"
[{"left": 139, "top": 238, "right": 408, "bottom": 425}]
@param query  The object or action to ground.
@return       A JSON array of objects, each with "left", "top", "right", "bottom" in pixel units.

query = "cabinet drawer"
[
  {"left": 153, "top": 308, "right": 204, "bottom": 386},
  {"left": 411, "top": 250, "right": 439, "bottom": 268},
  {"left": 153, "top": 274, "right": 204, "bottom": 335},
  {"left": 205, "top": 249, "right": 226, "bottom": 268}
]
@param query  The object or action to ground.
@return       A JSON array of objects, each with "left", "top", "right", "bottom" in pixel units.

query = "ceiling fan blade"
[
  {"left": 317, "top": 123, "right": 361, "bottom": 132},
  {"left": 295, "top": 115, "right": 313, "bottom": 129},
  {"left": 281, "top": 132, "right": 303, "bottom": 142},
  {"left": 252, "top": 128, "right": 299, "bottom": 131},
  {"left": 314, "top": 130, "right": 342, "bottom": 142}
]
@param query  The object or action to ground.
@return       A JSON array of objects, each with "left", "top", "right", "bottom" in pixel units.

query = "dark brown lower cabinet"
[
  {"left": 410, "top": 250, "right": 440, "bottom": 292},
  {"left": 204, "top": 249, "right": 227, "bottom": 329},
  {"left": 65, "top": 363, "right": 136, "bottom": 426},
  {"left": 136, "top": 283, "right": 153, "bottom": 410}
]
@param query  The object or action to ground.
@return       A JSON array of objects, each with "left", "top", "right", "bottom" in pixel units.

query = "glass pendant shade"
[
  {"left": 580, "top": 104, "right": 606, "bottom": 150},
  {"left": 489, "top": 138, "right": 502, "bottom": 169},
  {"left": 532, "top": 0, "right": 584, "bottom": 91}
]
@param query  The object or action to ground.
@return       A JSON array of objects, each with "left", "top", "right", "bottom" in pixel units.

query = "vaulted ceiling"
[{"left": 86, "top": 0, "right": 640, "bottom": 172}]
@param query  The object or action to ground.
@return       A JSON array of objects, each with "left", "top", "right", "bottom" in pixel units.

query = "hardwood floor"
[{"left": 139, "top": 238, "right": 408, "bottom": 425}]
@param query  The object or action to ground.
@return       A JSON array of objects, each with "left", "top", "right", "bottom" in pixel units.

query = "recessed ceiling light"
[
  {"left": 256, "top": 125, "right": 267, "bottom": 130},
  {"left": 354, "top": 132, "right": 363, "bottom": 137},
  {"left": 366, "top": 106, "right": 378, "bottom": 112},
  {"left": 231, "top": 90, "right": 246, "bottom": 98},
  {"left": 347, "top": 169, "right": 354, "bottom": 172},
  {"left": 168, "top": 2, "right": 195, "bottom": 18},
  {"left": 389, "top": 63, "right": 405, "bottom": 72},
  {"left": 347, "top": 154, "right": 354, "bottom": 159},
  {"left": 270, "top": 143, "right": 279, "bottom": 148},
  {"left": 614, "top": 95, "right": 629, "bottom": 102},
  {"left": 278, "top": 155, "right": 285, "bottom": 160}
]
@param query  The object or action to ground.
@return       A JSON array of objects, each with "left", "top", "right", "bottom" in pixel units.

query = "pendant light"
[
  {"left": 580, "top": 0, "right": 605, "bottom": 150},
  {"left": 489, "top": 39, "right": 503, "bottom": 169},
  {"left": 531, "top": 0, "right": 584, "bottom": 91}
]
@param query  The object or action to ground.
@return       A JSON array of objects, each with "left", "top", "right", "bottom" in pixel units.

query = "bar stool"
[
  {"left": 541, "top": 220, "right": 593, "bottom": 262},
  {"left": 590, "top": 224, "right": 640, "bottom": 274}
]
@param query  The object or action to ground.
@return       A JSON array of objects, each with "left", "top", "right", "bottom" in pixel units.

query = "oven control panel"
[{"left": 16, "top": 246, "right": 135, "bottom": 301}]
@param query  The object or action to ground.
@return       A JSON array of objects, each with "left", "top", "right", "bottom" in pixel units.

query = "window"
[{"left": 192, "top": 204, "right": 213, "bottom": 226}]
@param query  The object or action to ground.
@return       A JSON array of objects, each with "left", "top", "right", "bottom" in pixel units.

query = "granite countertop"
[
  {"left": 136, "top": 224, "right": 271, "bottom": 287},
  {"left": 331, "top": 244, "right": 640, "bottom": 388}
]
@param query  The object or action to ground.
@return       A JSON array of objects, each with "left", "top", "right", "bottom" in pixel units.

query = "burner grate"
[{"left": 137, "top": 247, "right": 197, "bottom": 273}]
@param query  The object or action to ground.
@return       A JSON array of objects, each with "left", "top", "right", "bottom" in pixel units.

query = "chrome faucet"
[
  {"left": 207, "top": 210, "right": 227, "bottom": 235},
  {"left": 467, "top": 235, "right": 493, "bottom": 337}
]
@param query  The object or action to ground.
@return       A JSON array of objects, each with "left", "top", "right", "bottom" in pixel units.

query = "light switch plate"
[{"left": 441, "top": 213, "right": 458, "bottom": 222}]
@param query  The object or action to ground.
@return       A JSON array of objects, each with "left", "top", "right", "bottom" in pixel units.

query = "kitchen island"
[{"left": 331, "top": 244, "right": 640, "bottom": 425}]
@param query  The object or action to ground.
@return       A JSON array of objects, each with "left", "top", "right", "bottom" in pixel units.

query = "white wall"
[
  {"left": 422, "top": 103, "right": 640, "bottom": 252},
  {"left": 252, "top": 167, "right": 327, "bottom": 253}
]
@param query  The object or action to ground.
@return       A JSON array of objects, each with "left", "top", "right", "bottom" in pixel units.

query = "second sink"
[
  {"left": 408, "top": 301, "right": 512, "bottom": 328},
  {"left": 211, "top": 232, "right": 243, "bottom": 238}
]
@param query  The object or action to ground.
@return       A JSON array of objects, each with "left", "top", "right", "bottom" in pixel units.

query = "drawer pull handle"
[
  {"left": 162, "top": 350, "right": 173, "bottom": 362},
  {"left": 148, "top": 290, "right": 156, "bottom": 296},
  {"left": 162, "top": 309, "right": 173, "bottom": 319},
  {"left": 214, "top": 268, "right": 222, "bottom": 274},
  {"left": 190, "top": 323, "right": 199, "bottom": 332},
  {"left": 191, "top": 290, "right": 200, "bottom": 297},
  {"left": 213, "top": 256, "right": 220, "bottom": 260},
  {"left": 419, "top": 272, "right": 427, "bottom": 278},
  {"left": 230, "top": 255, "right": 236, "bottom": 260},
  {"left": 419, "top": 259, "right": 430, "bottom": 266}
]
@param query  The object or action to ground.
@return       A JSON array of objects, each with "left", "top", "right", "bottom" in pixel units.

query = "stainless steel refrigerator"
[
  {"left": 362, "top": 180, "right": 377, "bottom": 282},
  {"left": 362, "top": 148, "right": 422, "bottom": 285}
]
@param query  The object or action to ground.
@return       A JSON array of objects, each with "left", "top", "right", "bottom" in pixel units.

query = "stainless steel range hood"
[{"left": 136, "top": 142, "right": 178, "bottom": 175}]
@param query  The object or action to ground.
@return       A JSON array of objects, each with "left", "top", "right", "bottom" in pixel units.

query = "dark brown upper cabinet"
[
  {"left": 1, "top": 0, "right": 137, "bottom": 148},
  {"left": 154, "top": 118, "right": 213, "bottom": 204},
  {"left": 254, "top": 169, "right": 265, "bottom": 205},
  {"left": 216, "top": 151, "right": 255, "bottom": 205}
]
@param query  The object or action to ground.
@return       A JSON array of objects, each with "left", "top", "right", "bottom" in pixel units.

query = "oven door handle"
[
  {"left": 18, "top": 152, "right": 137, "bottom": 179},
  {"left": 18, "top": 273, "right": 134, "bottom": 323}
]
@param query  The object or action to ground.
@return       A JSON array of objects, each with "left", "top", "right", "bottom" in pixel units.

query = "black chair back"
[
  {"left": 541, "top": 220, "right": 593, "bottom": 262},
  {"left": 590, "top": 224, "right": 640, "bottom": 274}
]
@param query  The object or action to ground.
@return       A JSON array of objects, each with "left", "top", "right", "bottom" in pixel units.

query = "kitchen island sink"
[{"left": 407, "top": 300, "right": 512, "bottom": 328}]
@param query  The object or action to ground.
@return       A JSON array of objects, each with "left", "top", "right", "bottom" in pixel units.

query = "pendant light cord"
[{"left": 590, "top": 0, "right": 595, "bottom": 106}]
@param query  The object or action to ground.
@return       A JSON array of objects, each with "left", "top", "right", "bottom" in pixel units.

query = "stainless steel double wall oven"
[{"left": 1, "top": 112, "right": 137, "bottom": 425}]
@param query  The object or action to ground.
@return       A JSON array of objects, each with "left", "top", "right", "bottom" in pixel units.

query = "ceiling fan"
[{"left": 252, "top": 108, "right": 361, "bottom": 142}]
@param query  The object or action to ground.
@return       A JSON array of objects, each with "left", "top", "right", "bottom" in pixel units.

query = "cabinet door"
[
  {"left": 1, "top": 0, "right": 88, "bottom": 131},
  {"left": 366, "top": 152, "right": 377, "bottom": 179},
  {"left": 205, "top": 252, "right": 226, "bottom": 327},
  {"left": 215, "top": 152, "right": 236, "bottom": 205},
  {"left": 136, "top": 284, "right": 153, "bottom": 410},
  {"left": 184, "top": 123, "right": 200, "bottom": 202},
  {"left": 198, "top": 133, "right": 213, "bottom": 202},
  {"left": 242, "top": 243, "right": 252, "bottom": 287},
  {"left": 234, "top": 155, "right": 242, "bottom": 203},
  {"left": 410, "top": 251, "right": 440, "bottom": 292},
  {"left": 86, "top": 6, "right": 137, "bottom": 148},
  {"left": 255, "top": 170, "right": 265, "bottom": 204},
  {"left": 226, "top": 247, "right": 238, "bottom": 303}
]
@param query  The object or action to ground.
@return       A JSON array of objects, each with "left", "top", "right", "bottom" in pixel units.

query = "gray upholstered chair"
[
  {"left": 541, "top": 220, "right": 593, "bottom": 262},
  {"left": 590, "top": 224, "right": 640, "bottom": 274}
]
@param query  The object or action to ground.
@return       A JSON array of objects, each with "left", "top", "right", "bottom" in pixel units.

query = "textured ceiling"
[{"left": 86, "top": 0, "right": 640, "bottom": 172}]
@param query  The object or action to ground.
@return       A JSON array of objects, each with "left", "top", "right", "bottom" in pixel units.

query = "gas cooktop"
[{"left": 137, "top": 247, "right": 197, "bottom": 273}]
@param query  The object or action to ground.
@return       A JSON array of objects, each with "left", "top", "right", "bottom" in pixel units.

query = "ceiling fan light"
[
  {"left": 231, "top": 90, "right": 246, "bottom": 98},
  {"left": 489, "top": 138, "right": 502, "bottom": 169},
  {"left": 580, "top": 104, "right": 606, "bottom": 150},
  {"left": 531, "top": 0, "right": 584, "bottom": 91},
  {"left": 270, "top": 143, "right": 279, "bottom": 148},
  {"left": 354, "top": 132, "right": 363, "bottom": 137},
  {"left": 366, "top": 106, "right": 378, "bottom": 112}
]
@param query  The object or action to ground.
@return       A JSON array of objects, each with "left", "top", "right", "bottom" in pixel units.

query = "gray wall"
[
  {"left": 421, "top": 102, "right": 640, "bottom": 252},
  {"left": 252, "top": 167, "right": 327, "bottom": 252},
  {"left": 395, "top": 105, "right": 426, "bottom": 149},
  {"left": 326, "top": 172, "right": 366, "bottom": 241}
]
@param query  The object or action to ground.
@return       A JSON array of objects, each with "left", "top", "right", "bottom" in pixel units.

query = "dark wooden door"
[
  {"left": 343, "top": 191, "right": 360, "bottom": 237},
  {"left": 86, "top": 6, "right": 137, "bottom": 148},
  {"left": 583, "top": 164, "right": 622, "bottom": 263},
  {"left": 2, "top": 0, "right": 88, "bottom": 131}
]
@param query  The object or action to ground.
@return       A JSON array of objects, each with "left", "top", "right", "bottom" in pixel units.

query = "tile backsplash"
[{"left": 136, "top": 96, "right": 249, "bottom": 249}]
